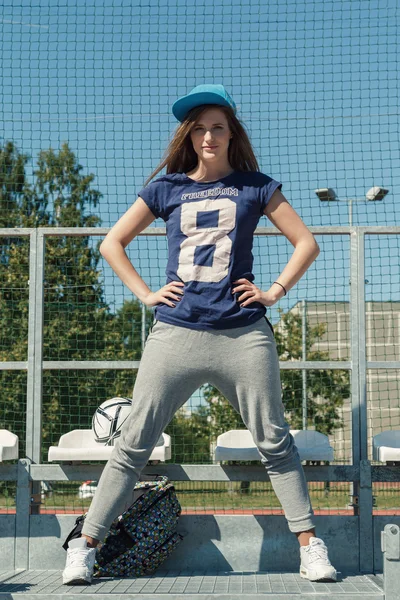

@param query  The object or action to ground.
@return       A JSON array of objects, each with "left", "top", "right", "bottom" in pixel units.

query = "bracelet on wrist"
[{"left": 273, "top": 281, "right": 287, "bottom": 296}]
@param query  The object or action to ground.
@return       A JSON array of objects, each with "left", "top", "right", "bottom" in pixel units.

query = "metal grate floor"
[{"left": 0, "top": 570, "right": 384, "bottom": 599}]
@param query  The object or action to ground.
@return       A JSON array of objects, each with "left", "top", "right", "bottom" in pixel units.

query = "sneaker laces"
[
  {"left": 305, "top": 540, "right": 331, "bottom": 565},
  {"left": 68, "top": 547, "right": 95, "bottom": 568}
]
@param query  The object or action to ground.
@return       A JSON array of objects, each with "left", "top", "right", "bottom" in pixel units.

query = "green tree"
[
  {"left": 203, "top": 308, "right": 348, "bottom": 437},
  {"left": 0, "top": 140, "right": 38, "bottom": 461},
  {"left": 274, "top": 308, "right": 349, "bottom": 435},
  {"left": 165, "top": 405, "right": 211, "bottom": 464},
  {"left": 0, "top": 141, "right": 154, "bottom": 461},
  {"left": 201, "top": 307, "right": 349, "bottom": 492}
]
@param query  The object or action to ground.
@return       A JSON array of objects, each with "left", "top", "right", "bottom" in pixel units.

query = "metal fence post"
[
  {"left": 350, "top": 228, "right": 362, "bottom": 553},
  {"left": 357, "top": 230, "right": 374, "bottom": 573},
  {"left": 25, "top": 229, "right": 37, "bottom": 464},
  {"left": 25, "top": 229, "right": 42, "bottom": 514},
  {"left": 14, "top": 459, "right": 31, "bottom": 570},
  {"left": 381, "top": 524, "right": 400, "bottom": 599},
  {"left": 359, "top": 459, "right": 374, "bottom": 572},
  {"left": 26, "top": 229, "right": 45, "bottom": 513},
  {"left": 33, "top": 230, "right": 45, "bottom": 465}
]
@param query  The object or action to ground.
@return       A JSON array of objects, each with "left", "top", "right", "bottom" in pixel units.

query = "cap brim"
[{"left": 172, "top": 92, "right": 233, "bottom": 122}]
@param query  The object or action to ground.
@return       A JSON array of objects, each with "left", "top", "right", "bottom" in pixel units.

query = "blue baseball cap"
[{"left": 172, "top": 84, "right": 237, "bottom": 122}]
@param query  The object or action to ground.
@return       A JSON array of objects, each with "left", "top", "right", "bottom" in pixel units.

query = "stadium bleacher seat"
[
  {"left": 214, "top": 429, "right": 334, "bottom": 463},
  {"left": 373, "top": 429, "right": 400, "bottom": 465},
  {"left": 48, "top": 429, "right": 171, "bottom": 462},
  {"left": 0, "top": 429, "right": 18, "bottom": 461}
]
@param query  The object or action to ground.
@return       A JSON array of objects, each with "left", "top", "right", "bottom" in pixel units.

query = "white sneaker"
[
  {"left": 299, "top": 537, "right": 337, "bottom": 581},
  {"left": 62, "top": 537, "right": 97, "bottom": 585}
]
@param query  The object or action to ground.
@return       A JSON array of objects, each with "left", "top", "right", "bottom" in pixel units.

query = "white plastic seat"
[
  {"left": 214, "top": 429, "right": 334, "bottom": 462},
  {"left": 48, "top": 429, "right": 171, "bottom": 462},
  {"left": 0, "top": 430, "right": 19, "bottom": 461},
  {"left": 373, "top": 429, "right": 400, "bottom": 463}
]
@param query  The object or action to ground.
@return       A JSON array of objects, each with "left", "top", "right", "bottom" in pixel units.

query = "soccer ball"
[{"left": 92, "top": 397, "right": 132, "bottom": 445}]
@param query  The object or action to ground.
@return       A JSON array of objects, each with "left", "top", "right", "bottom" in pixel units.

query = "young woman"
[{"left": 63, "top": 84, "right": 337, "bottom": 585}]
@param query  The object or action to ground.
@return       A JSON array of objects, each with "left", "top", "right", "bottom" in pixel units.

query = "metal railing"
[{"left": 1, "top": 225, "right": 400, "bottom": 576}]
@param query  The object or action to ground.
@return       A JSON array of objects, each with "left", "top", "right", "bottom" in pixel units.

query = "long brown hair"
[{"left": 142, "top": 104, "right": 260, "bottom": 187}]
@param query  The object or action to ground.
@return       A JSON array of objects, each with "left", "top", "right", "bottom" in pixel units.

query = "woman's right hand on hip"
[{"left": 143, "top": 281, "right": 185, "bottom": 307}]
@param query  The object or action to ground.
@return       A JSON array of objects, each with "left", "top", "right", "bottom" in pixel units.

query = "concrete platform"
[{"left": 0, "top": 569, "right": 385, "bottom": 599}]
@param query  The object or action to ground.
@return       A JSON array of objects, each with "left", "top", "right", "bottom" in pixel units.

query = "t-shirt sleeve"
[
  {"left": 259, "top": 175, "right": 283, "bottom": 214},
  {"left": 137, "top": 181, "right": 163, "bottom": 220}
]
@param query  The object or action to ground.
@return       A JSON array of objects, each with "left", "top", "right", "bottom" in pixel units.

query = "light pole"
[
  {"left": 314, "top": 186, "right": 389, "bottom": 226},
  {"left": 314, "top": 184, "right": 389, "bottom": 508}
]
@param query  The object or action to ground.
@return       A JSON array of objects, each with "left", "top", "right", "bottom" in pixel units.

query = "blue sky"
[{"left": 1, "top": 0, "right": 399, "bottom": 410}]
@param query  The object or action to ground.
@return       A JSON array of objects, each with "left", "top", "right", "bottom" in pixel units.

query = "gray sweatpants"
[{"left": 82, "top": 315, "right": 315, "bottom": 540}]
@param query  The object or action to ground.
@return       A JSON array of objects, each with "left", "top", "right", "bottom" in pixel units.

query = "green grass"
[{"left": 1, "top": 481, "right": 399, "bottom": 511}]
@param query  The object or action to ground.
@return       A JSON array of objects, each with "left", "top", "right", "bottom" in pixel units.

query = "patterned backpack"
[{"left": 63, "top": 475, "right": 184, "bottom": 577}]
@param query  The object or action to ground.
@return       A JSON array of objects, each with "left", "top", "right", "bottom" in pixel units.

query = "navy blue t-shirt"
[{"left": 137, "top": 170, "right": 282, "bottom": 330}]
